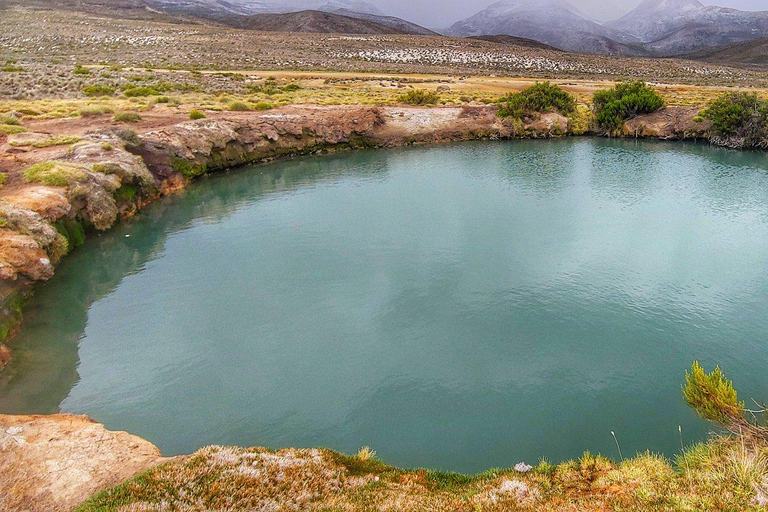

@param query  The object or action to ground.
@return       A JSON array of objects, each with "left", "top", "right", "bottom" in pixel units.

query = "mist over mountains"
[{"left": 10, "top": 0, "right": 768, "bottom": 60}]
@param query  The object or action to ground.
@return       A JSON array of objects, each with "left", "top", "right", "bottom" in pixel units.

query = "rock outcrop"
[{"left": 0, "top": 414, "right": 165, "bottom": 512}]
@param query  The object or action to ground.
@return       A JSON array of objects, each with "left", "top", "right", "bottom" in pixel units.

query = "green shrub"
[
  {"left": 79, "top": 105, "right": 113, "bottom": 117},
  {"left": 23, "top": 161, "right": 87, "bottom": 186},
  {"left": 398, "top": 89, "right": 440, "bottom": 106},
  {"left": 0, "top": 173, "right": 7, "bottom": 190},
  {"left": 73, "top": 65, "right": 91, "bottom": 75},
  {"left": 172, "top": 157, "right": 207, "bottom": 179},
  {"left": 122, "top": 86, "right": 161, "bottom": 97},
  {"left": 113, "top": 112, "right": 142, "bottom": 123},
  {"left": 54, "top": 218, "right": 86, "bottom": 249},
  {"left": 497, "top": 82, "right": 576, "bottom": 119},
  {"left": 683, "top": 362, "right": 743, "bottom": 426},
  {"left": 0, "top": 125, "right": 25, "bottom": 135},
  {"left": 280, "top": 83, "right": 301, "bottom": 92},
  {"left": 189, "top": 109, "right": 206, "bottom": 120},
  {"left": 0, "top": 113, "right": 20, "bottom": 125},
  {"left": 253, "top": 102, "right": 273, "bottom": 111},
  {"left": 1, "top": 65, "right": 25, "bottom": 72},
  {"left": 228, "top": 101, "right": 251, "bottom": 111},
  {"left": 701, "top": 92, "right": 768, "bottom": 149},
  {"left": 113, "top": 184, "right": 138, "bottom": 203},
  {"left": 156, "top": 96, "right": 171, "bottom": 103},
  {"left": 31, "top": 135, "right": 81, "bottom": 148},
  {"left": 82, "top": 85, "right": 116, "bottom": 97},
  {"left": 593, "top": 81, "right": 664, "bottom": 133}
]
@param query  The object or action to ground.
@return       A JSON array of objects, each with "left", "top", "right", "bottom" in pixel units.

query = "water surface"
[{"left": 2, "top": 139, "right": 768, "bottom": 473}]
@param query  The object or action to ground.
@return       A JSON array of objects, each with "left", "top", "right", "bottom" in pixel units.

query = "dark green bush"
[
  {"left": 593, "top": 81, "right": 664, "bottom": 133},
  {"left": 398, "top": 90, "right": 440, "bottom": 106},
  {"left": 497, "top": 82, "right": 576, "bottom": 119},
  {"left": 701, "top": 92, "right": 768, "bottom": 149},
  {"left": 228, "top": 101, "right": 251, "bottom": 112},
  {"left": 82, "top": 85, "right": 116, "bottom": 97},
  {"left": 73, "top": 65, "right": 91, "bottom": 75}
]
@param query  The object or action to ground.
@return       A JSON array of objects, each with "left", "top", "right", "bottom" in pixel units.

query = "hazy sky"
[{"left": 371, "top": 0, "right": 767, "bottom": 29}]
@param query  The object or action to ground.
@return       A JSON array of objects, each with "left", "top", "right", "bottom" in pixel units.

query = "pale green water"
[{"left": 2, "top": 139, "right": 768, "bottom": 473}]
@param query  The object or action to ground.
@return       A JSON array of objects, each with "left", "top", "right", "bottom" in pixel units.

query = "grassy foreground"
[
  {"left": 75, "top": 436, "right": 767, "bottom": 511},
  {"left": 74, "top": 364, "right": 768, "bottom": 511}
]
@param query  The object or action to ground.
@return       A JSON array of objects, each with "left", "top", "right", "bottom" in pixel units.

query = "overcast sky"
[{"left": 372, "top": 0, "right": 767, "bottom": 29}]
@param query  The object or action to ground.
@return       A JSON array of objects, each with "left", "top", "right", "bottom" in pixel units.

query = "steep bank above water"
[{"left": 0, "top": 104, "right": 707, "bottom": 367}]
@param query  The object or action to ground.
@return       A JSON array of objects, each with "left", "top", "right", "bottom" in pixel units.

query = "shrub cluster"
[
  {"left": 189, "top": 109, "right": 206, "bottom": 120},
  {"left": 497, "top": 82, "right": 576, "bottom": 119},
  {"left": 398, "top": 89, "right": 440, "bottom": 106},
  {"left": 593, "top": 81, "right": 664, "bottom": 133},
  {"left": 82, "top": 85, "right": 116, "bottom": 97},
  {"left": 701, "top": 92, "right": 768, "bottom": 149}
]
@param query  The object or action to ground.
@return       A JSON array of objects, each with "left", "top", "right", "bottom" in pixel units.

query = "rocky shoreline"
[
  {"left": 0, "top": 103, "right": 731, "bottom": 511},
  {"left": 0, "top": 104, "right": 711, "bottom": 367}
]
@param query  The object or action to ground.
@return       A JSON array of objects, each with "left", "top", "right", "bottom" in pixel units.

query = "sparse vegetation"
[
  {"left": 23, "top": 161, "right": 87, "bottom": 187},
  {"left": 82, "top": 85, "right": 115, "bottom": 97},
  {"left": 497, "top": 82, "right": 576, "bottom": 119},
  {"left": 79, "top": 105, "right": 114, "bottom": 117},
  {"left": 702, "top": 92, "right": 768, "bottom": 149},
  {"left": 0, "top": 124, "right": 26, "bottom": 135},
  {"left": 30, "top": 135, "right": 81, "bottom": 148},
  {"left": 593, "top": 81, "right": 665, "bottom": 133},
  {"left": 398, "top": 89, "right": 440, "bottom": 106}
]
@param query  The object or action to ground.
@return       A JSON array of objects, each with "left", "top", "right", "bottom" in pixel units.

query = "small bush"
[
  {"left": 281, "top": 83, "right": 301, "bottom": 92},
  {"left": 0, "top": 113, "right": 20, "bottom": 125},
  {"left": 701, "top": 92, "right": 768, "bottom": 149},
  {"left": 0, "top": 125, "right": 26, "bottom": 135},
  {"left": 253, "top": 102, "right": 273, "bottom": 111},
  {"left": 156, "top": 96, "right": 171, "bottom": 103},
  {"left": 23, "top": 161, "right": 87, "bottom": 187},
  {"left": 398, "top": 89, "right": 440, "bottom": 106},
  {"left": 593, "top": 81, "right": 664, "bottom": 133},
  {"left": 122, "top": 86, "right": 161, "bottom": 97},
  {"left": 73, "top": 65, "right": 91, "bottom": 75},
  {"left": 1, "top": 65, "right": 25, "bottom": 72},
  {"left": 683, "top": 362, "right": 743, "bottom": 426},
  {"left": 498, "top": 82, "right": 576, "bottom": 119},
  {"left": 228, "top": 101, "right": 251, "bottom": 111},
  {"left": 189, "top": 109, "right": 206, "bottom": 120},
  {"left": 0, "top": 173, "right": 7, "bottom": 190},
  {"left": 113, "top": 112, "right": 142, "bottom": 123},
  {"left": 79, "top": 105, "right": 113, "bottom": 117},
  {"left": 82, "top": 85, "right": 115, "bottom": 97}
]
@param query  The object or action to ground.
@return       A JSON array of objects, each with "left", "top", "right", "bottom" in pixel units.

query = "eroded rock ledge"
[
  {"left": 0, "top": 104, "right": 705, "bottom": 368},
  {"left": 0, "top": 413, "right": 165, "bottom": 512}
]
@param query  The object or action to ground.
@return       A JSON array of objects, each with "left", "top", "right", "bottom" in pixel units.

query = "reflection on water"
[{"left": 1, "top": 139, "right": 768, "bottom": 473}]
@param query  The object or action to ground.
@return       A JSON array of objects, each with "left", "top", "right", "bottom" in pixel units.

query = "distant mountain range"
[
  {"left": 447, "top": 0, "right": 768, "bottom": 57},
  {"left": 5, "top": 0, "right": 768, "bottom": 63}
]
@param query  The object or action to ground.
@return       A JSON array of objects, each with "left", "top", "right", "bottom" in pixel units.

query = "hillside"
[
  {"left": 467, "top": 35, "right": 563, "bottom": 52},
  {"left": 691, "top": 37, "right": 768, "bottom": 68},
  {"left": 220, "top": 10, "right": 423, "bottom": 34}
]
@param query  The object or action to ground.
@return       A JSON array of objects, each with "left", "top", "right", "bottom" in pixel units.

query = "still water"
[{"left": 2, "top": 139, "right": 768, "bottom": 473}]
